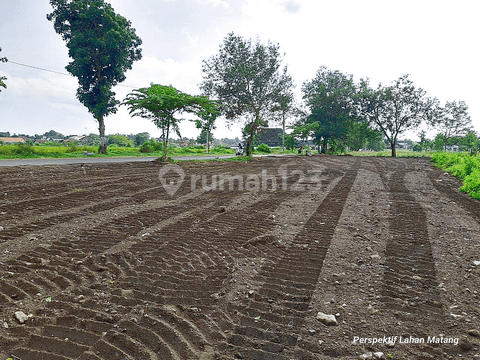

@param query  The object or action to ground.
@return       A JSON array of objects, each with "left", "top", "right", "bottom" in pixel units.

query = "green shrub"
[
  {"left": 14, "top": 143, "right": 35, "bottom": 156},
  {"left": 66, "top": 143, "right": 78, "bottom": 153},
  {"left": 211, "top": 144, "right": 232, "bottom": 153},
  {"left": 139, "top": 142, "right": 154, "bottom": 153},
  {"left": 413, "top": 144, "right": 422, "bottom": 152},
  {"left": 256, "top": 143, "right": 271, "bottom": 153},
  {"left": 107, "top": 134, "right": 134, "bottom": 147},
  {"left": 432, "top": 152, "right": 480, "bottom": 200},
  {"left": 139, "top": 139, "right": 163, "bottom": 153},
  {"left": 460, "top": 168, "right": 480, "bottom": 199}
]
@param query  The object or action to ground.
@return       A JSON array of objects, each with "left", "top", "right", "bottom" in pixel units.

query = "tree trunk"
[
  {"left": 163, "top": 125, "right": 170, "bottom": 161},
  {"left": 98, "top": 118, "right": 107, "bottom": 154},
  {"left": 206, "top": 129, "right": 210, "bottom": 154},
  {"left": 391, "top": 142, "right": 396, "bottom": 157},
  {"left": 245, "top": 125, "right": 256, "bottom": 157},
  {"left": 245, "top": 140, "right": 252, "bottom": 156},
  {"left": 282, "top": 112, "right": 285, "bottom": 153},
  {"left": 322, "top": 138, "right": 327, "bottom": 154}
]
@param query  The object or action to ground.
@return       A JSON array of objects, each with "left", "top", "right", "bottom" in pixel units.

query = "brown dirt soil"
[{"left": 0, "top": 155, "right": 480, "bottom": 360}]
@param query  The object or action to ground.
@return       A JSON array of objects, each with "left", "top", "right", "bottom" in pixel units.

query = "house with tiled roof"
[{"left": 0, "top": 137, "right": 25, "bottom": 144}]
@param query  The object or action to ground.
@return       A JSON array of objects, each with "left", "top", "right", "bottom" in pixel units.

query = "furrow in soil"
[
  {"left": 377, "top": 159, "right": 443, "bottom": 326},
  {"left": 224, "top": 159, "right": 360, "bottom": 359}
]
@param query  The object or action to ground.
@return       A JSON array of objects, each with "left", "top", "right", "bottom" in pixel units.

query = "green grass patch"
[
  {"left": 0, "top": 143, "right": 237, "bottom": 159},
  {"left": 348, "top": 149, "right": 433, "bottom": 157}
]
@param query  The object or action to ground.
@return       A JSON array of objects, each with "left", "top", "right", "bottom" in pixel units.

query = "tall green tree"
[
  {"left": 47, "top": 0, "right": 142, "bottom": 153},
  {"left": 196, "top": 128, "right": 215, "bottom": 148},
  {"left": 357, "top": 75, "right": 436, "bottom": 157},
  {"left": 134, "top": 132, "right": 150, "bottom": 146},
  {"left": 271, "top": 91, "right": 295, "bottom": 153},
  {"left": 434, "top": 100, "right": 471, "bottom": 150},
  {"left": 123, "top": 84, "right": 218, "bottom": 160},
  {"left": 107, "top": 134, "right": 133, "bottom": 147},
  {"left": 0, "top": 47, "right": 7, "bottom": 91},
  {"left": 345, "top": 121, "right": 384, "bottom": 151},
  {"left": 459, "top": 130, "right": 478, "bottom": 152},
  {"left": 416, "top": 129, "right": 432, "bottom": 151},
  {"left": 194, "top": 109, "right": 218, "bottom": 153},
  {"left": 200, "top": 32, "right": 293, "bottom": 156},
  {"left": 302, "top": 66, "right": 357, "bottom": 153},
  {"left": 43, "top": 130, "right": 65, "bottom": 139}
]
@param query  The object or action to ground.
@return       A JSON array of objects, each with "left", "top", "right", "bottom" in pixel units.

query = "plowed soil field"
[{"left": 1, "top": 155, "right": 479, "bottom": 360}]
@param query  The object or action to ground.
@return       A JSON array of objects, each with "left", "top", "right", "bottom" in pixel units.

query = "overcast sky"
[{"left": 1, "top": 0, "right": 479, "bottom": 141}]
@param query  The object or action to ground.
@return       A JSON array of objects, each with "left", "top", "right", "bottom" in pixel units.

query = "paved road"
[{"left": 0, "top": 155, "right": 237, "bottom": 167}]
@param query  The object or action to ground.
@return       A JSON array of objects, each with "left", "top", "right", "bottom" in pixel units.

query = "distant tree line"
[{"left": 3, "top": 1, "right": 475, "bottom": 157}]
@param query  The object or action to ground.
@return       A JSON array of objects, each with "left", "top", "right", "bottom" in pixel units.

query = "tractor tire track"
[
  {"left": 373, "top": 159, "right": 443, "bottom": 327},
  {"left": 224, "top": 159, "right": 360, "bottom": 359}
]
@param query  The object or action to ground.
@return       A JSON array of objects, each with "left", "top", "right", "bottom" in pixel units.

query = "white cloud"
[
  {"left": 197, "top": 0, "right": 229, "bottom": 8},
  {"left": 118, "top": 56, "right": 203, "bottom": 95},
  {"left": 6, "top": 72, "right": 78, "bottom": 104},
  {"left": 184, "top": 31, "right": 200, "bottom": 49},
  {"left": 283, "top": 0, "right": 301, "bottom": 13}
]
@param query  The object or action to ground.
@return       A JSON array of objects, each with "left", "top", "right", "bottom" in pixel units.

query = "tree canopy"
[
  {"left": 194, "top": 110, "right": 218, "bottom": 153},
  {"left": 357, "top": 75, "right": 436, "bottom": 157},
  {"left": 200, "top": 32, "right": 293, "bottom": 156},
  {"left": 123, "top": 84, "right": 219, "bottom": 159},
  {"left": 47, "top": 0, "right": 142, "bottom": 153},
  {"left": 434, "top": 100, "right": 472, "bottom": 150},
  {"left": 302, "top": 66, "right": 357, "bottom": 152},
  {"left": 271, "top": 91, "right": 296, "bottom": 152},
  {"left": 345, "top": 121, "right": 385, "bottom": 151}
]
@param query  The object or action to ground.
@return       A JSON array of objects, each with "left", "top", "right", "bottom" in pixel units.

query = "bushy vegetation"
[
  {"left": 431, "top": 152, "right": 480, "bottom": 199},
  {"left": 255, "top": 143, "right": 271, "bottom": 153},
  {"left": 0, "top": 143, "right": 97, "bottom": 158},
  {"left": 210, "top": 144, "right": 234, "bottom": 154},
  {"left": 0, "top": 142, "right": 238, "bottom": 159},
  {"left": 139, "top": 139, "right": 163, "bottom": 153},
  {"left": 107, "top": 134, "right": 134, "bottom": 147}
]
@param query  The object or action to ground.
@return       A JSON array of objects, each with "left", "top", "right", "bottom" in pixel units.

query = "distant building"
[
  {"left": 66, "top": 135, "right": 85, "bottom": 142},
  {"left": 256, "top": 128, "right": 284, "bottom": 147},
  {"left": 446, "top": 145, "right": 460, "bottom": 152},
  {"left": 0, "top": 137, "right": 26, "bottom": 144}
]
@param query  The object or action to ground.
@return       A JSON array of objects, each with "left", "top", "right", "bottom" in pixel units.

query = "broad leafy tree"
[
  {"left": 134, "top": 132, "right": 150, "bottom": 146},
  {"left": 346, "top": 121, "right": 384, "bottom": 151},
  {"left": 0, "top": 47, "right": 7, "bottom": 91},
  {"left": 302, "top": 66, "right": 357, "bottom": 153},
  {"left": 43, "top": 130, "right": 65, "bottom": 139},
  {"left": 107, "top": 134, "right": 133, "bottom": 147},
  {"left": 47, "top": 0, "right": 142, "bottom": 153},
  {"left": 200, "top": 32, "right": 293, "bottom": 156},
  {"left": 357, "top": 75, "right": 436, "bottom": 157},
  {"left": 459, "top": 130, "right": 479, "bottom": 152},
  {"left": 123, "top": 84, "right": 218, "bottom": 160},
  {"left": 434, "top": 100, "right": 471, "bottom": 150}
]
